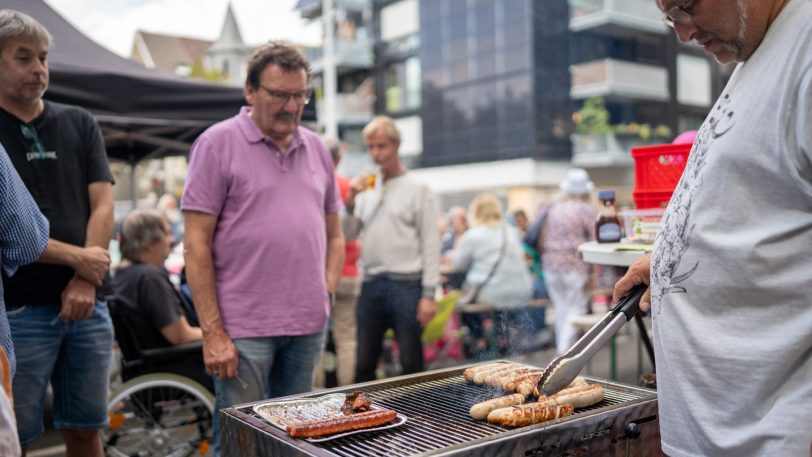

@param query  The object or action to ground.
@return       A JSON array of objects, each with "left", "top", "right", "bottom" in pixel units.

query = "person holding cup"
[{"left": 343, "top": 116, "right": 441, "bottom": 382}]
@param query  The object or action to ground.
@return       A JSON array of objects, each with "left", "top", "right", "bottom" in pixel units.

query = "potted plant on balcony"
[{"left": 571, "top": 97, "right": 673, "bottom": 156}]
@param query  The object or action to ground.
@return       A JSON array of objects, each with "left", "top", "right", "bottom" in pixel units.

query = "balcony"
[
  {"left": 304, "top": 36, "right": 374, "bottom": 74},
  {"left": 298, "top": 0, "right": 370, "bottom": 20},
  {"left": 571, "top": 132, "right": 663, "bottom": 167},
  {"left": 316, "top": 93, "right": 374, "bottom": 126},
  {"left": 571, "top": 58, "right": 669, "bottom": 101},
  {"left": 569, "top": 0, "right": 667, "bottom": 35}
]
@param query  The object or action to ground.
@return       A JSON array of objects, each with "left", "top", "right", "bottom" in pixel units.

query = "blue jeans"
[
  {"left": 7, "top": 301, "right": 113, "bottom": 445},
  {"left": 355, "top": 277, "right": 424, "bottom": 382},
  {"left": 212, "top": 331, "right": 325, "bottom": 456}
]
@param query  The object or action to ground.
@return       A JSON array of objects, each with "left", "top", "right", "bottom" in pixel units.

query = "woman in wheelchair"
[{"left": 114, "top": 209, "right": 210, "bottom": 389}]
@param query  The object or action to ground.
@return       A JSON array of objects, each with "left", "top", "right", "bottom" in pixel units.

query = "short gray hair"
[
  {"left": 362, "top": 116, "right": 401, "bottom": 143},
  {"left": 120, "top": 209, "right": 167, "bottom": 262},
  {"left": 0, "top": 10, "right": 52, "bottom": 53}
]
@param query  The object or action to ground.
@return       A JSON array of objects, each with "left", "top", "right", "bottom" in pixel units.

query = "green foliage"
[
  {"left": 573, "top": 97, "right": 672, "bottom": 140},
  {"left": 188, "top": 58, "right": 228, "bottom": 83}
]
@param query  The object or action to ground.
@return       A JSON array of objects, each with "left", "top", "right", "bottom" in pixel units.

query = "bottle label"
[{"left": 598, "top": 223, "right": 621, "bottom": 242}]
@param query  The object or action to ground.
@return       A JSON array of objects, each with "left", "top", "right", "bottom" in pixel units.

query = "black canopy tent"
[{"left": 2, "top": 0, "right": 316, "bottom": 168}]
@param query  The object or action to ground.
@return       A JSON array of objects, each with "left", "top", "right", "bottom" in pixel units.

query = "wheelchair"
[{"left": 104, "top": 296, "right": 214, "bottom": 457}]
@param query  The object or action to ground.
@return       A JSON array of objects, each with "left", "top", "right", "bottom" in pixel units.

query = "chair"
[{"left": 105, "top": 296, "right": 214, "bottom": 457}]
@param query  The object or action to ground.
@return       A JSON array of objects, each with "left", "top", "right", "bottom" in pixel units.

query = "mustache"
[{"left": 274, "top": 112, "right": 299, "bottom": 121}]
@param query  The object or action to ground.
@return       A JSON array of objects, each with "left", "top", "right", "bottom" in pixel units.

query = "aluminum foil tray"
[{"left": 252, "top": 393, "right": 406, "bottom": 442}]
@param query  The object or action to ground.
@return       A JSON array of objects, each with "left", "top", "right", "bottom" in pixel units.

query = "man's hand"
[
  {"left": 202, "top": 330, "right": 239, "bottom": 379},
  {"left": 613, "top": 253, "right": 652, "bottom": 312},
  {"left": 60, "top": 276, "right": 96, "bottom": 321},
  {"left": 417, "top": 296, "right": 437, "bottom": 327},
  {"left": 71, "top": 246, "right": 110, "bottom": 286}
]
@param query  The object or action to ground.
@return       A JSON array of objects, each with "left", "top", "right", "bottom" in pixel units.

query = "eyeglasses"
[
  {"left": 661, "top": 0, "right": 697, "bottom": 28},
  {"left": 257, "top": 85, "right": 312, "bottom": 106},
  {"left": 20, "top": 124, "right": 46, "bottom": 153}
]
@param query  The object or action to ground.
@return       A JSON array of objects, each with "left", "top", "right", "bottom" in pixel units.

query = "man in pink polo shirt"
[{"left": 181, "top": 42, "right": 344, "bottom": 454}]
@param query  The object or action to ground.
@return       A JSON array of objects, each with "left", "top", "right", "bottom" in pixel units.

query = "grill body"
[{"left": 221, "top": 363, "right": 663, "bottom": 456}]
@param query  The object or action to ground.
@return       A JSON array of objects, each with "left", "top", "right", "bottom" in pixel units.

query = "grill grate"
[{"left": 239, "top": 365, "right": 656, "bottom": 457}]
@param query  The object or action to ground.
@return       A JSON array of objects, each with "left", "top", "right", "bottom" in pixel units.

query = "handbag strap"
[{"left": 479, "top": 225, "right": 508, "bottom": 290}]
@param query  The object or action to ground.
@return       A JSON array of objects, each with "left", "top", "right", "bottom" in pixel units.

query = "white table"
[{"left": 577, "top": 241, "right": 649, "bottom": 267}]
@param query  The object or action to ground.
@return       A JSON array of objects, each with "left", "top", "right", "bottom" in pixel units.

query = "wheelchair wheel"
[{"left": 104, "top": 373, "right": 215, "bottom": 457}]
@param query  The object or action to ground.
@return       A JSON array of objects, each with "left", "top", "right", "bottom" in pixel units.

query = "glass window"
[
  {"left": 504, "top": 45, "right": 529, "bottom": 72},
  {"left": 476, "top": 52, "right": 496, "bottom": 78},
  {"left": 448, "top": 10, "right": 468, "bottom": 39},
  {"left": 381, "top": 0, "right": 419, "bottom": 42},
  {"left": 501, "top": 0, "right": 528, "bottom": 25},
  {"left": 677, "top": 54, "right": 712, "bottom": 107},
  {"left": 384, "top": 58, "right": 422, "bottom": 112}
]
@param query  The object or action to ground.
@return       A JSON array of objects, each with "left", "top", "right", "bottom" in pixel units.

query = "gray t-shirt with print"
[{"left": 650, "top": 1, "right": 812, "bottom": 456}]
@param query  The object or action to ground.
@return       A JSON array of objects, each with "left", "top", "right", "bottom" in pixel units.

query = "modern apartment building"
[{"left": 307, "top": 0, "right": 730, "bottom": 207}]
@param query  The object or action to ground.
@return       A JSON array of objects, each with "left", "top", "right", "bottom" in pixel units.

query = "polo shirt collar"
[{"left": 236, "top": 106, "right": 304, "bottom": 153}]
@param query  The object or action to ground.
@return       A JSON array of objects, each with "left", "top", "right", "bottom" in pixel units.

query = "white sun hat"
[{"left": 560, "top": 168, "right": 594, "bottom": 196}]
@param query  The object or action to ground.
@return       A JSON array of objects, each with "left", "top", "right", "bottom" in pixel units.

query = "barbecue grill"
[{"left": 221, "top": 361, "right": 662, "bottom": 456}]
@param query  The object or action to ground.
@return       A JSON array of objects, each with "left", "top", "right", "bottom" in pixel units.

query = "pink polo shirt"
[{"left": 181, "top": 107, "right": 342, "bottom": 338}]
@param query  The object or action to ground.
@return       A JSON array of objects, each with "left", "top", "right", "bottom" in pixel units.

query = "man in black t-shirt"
[{"left": 0, "top": 10, "right": 114, "bottom": 456}]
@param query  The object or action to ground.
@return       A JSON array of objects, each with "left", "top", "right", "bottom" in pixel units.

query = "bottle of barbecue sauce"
[{"left": 595, "top": 190, "right": 622, "bottom": 243}]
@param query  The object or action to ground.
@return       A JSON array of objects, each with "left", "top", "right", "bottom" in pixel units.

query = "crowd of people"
[{"left": 1, "top": 0, "right": 810, "bottom": 455}]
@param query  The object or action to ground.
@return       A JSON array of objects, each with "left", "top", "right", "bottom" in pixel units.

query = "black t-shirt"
[
  {"left": 0, "top": 101, "right": 114, "bottom": 306},
  {"left": 113, "top": 263, "right": 185, "bottom": 350}
]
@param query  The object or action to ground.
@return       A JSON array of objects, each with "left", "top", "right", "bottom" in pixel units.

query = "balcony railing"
[
  {"left": 305, "top": 36, "right": 374, "bottom": 73},
  {"left": 571, "top": 132, "right": 666, "bottom": 167},
  {"left": 299, "top": 0, "right": 370, "bottom": 20},
  {"left": 570, "top": 58, "right": 669, "bottom": 101},
  {"left": 569, "top": 0, "right": 666, "bottom": 34}
]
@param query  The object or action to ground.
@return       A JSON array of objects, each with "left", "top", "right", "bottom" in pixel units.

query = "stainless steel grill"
[{"left": 221, "top": 362, "right": 663, "bottom": 456}]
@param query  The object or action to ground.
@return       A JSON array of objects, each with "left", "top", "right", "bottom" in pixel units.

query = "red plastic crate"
[
  {"left": 631, "top": 143, "right": 692, "bottom": 194},
  {"left": 633, "top": 190, "right": 674, "bottom": 209}
]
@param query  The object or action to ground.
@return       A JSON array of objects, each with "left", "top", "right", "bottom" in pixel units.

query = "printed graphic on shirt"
[
  {"left": 651, "top": 93, "right": 736, "bottom": 313},
  {"left": 25, "top": 150, "right": 58, "bottom": 162}
]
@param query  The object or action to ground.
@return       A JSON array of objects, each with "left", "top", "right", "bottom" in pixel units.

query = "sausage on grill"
[
  {"left": 487, "top": 403, "right": 573, "bottom": 427},
  {"left": 534, "top": 377, "right": 590, "bottom": 399},
  {"left": 469, "top": 393, "right": 526, "bottom": 420},
  {"left": 547, "top": 384, "right": 604, "bottom": 409},
  {"left": 286, "top": 410, "right": 398, "bottom": 438},
  {"left": 463, "top": 362, "right": 503, "bottom": 382}
]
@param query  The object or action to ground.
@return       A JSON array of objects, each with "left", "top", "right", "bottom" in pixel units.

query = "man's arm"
[
  {"left": 59, "top": 181, "right": 114, "bottom": 320},
  {"left": 0, "top": 149, "right": 49, "bottom": 275},
  {"left": 324, "top": 213, "right": 345, "bottom": 294},
  {"left": 183, "top": 210, "right": 238, "bottom": 379},
  {"left": 341, "top": 176, "right": 368, "bottom": 241},
  {"left": 417, "top": 187, "right": 441, "bottom": 326},
  {"left": 160, "top": 316, "right": 203, "bottom": 345}
]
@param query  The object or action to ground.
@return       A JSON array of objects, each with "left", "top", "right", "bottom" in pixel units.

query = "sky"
[{"left": 45, "top": 0, "right": 321, "bottom": 57}]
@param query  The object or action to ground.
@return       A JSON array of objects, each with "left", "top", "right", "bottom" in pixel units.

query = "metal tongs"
[{"left": 537, "top": 284, "right": 649, "bottom": 396}]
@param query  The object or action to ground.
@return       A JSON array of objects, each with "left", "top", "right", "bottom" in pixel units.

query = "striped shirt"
[{"left": 0, "top": 143, "right": 49, "bottom": 376}]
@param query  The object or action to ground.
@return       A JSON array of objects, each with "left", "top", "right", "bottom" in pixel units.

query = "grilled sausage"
[
  {"left": 502, "top": 370, "right": 543, "bottom": 392},
  {"left": 534, "top": 377, "right": 591, "bottom": 399},
  {"left": 463, "top": 362, "right": 503, "bottom": 382},
  {"left": 482, "top": 365, "right": 527, "bottom": 385},
  {"left": 469, "top": 393, "right": 526, "bottom": 420},
  {"left": 487, "top": 403, "right": 573, "bottom": 427},
  {"left": 489, "top": 367, "right": 536, "bottom": 388},
  {"left": 473, "top": 363, "right": 522, "bottom": 384},
  {"left": 286, "top": 410, "right": 398, "bottom": 438},
  {"left": 517, "top": 374, "right": 542, "bottom": 397},
  {"left": 549, "top": 384, "right": 604, "bottom": 409}
]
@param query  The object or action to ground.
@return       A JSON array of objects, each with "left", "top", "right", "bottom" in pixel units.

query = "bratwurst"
[{"left": 286, "top": 410, "right": 397, "bottom": 438}]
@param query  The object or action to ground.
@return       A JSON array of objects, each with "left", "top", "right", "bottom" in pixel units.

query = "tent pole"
[{"left": 129, "top": 156, "right": 138, "bottom": 210}]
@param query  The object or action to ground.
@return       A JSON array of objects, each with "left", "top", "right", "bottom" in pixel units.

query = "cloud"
[{"left": 45, "top": 0, "right": 321, "bottom": 57}]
